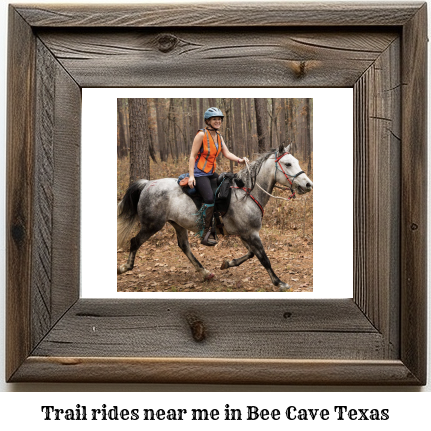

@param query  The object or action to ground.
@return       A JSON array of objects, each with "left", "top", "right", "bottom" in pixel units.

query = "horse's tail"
[{"left": 117, "top": 179, "right": 149, "bottom": 249}]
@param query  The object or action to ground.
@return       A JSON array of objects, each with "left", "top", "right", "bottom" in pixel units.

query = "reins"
[
  {"left": 231, "top": 186, "right": 265, "bottom": 218},
  {"left": 244, "top": 151, "right": 304, "bottom": 203},
  {"left": 231, "top": 151, "right": 306, "bottom": 219}
]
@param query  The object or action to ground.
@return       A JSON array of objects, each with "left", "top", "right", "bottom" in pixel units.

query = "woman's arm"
[
  {"left": 188, "top": 131, "right": 204, "bottom": 188},
  {"left": 221, "top": 137, "right": 248, "bottom": 164}
]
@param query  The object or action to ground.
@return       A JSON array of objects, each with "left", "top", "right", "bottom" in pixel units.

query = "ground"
[{"left": 117, "top": 156, "right": 313, "bottom": 293}]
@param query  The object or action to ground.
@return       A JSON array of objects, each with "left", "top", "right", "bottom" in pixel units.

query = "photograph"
[{"left": 116, "top": 98, "right": 313, "bottom": 293}]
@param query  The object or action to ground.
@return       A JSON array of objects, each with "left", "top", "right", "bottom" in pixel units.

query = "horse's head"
[{"left": 275, "top": 145, "right": 313, "bottom": 194}]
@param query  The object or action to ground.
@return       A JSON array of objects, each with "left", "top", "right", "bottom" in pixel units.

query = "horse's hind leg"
[
  {"left": 241, "top": 232, "right": 290, "bottom": 291},
  {"left": 118, "top": 227, "right": 159, "bottom": 274},
  {"left": 169, "top": 221, "right": 215, "bottom": 281}
]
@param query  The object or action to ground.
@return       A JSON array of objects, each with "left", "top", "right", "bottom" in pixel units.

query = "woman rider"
[{"left": 188, "top": 107, "right": 248, "bottom": 246}]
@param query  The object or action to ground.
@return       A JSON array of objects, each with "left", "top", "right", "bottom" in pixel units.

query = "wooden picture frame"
[{"left": 6, "top": 2, "right": 427, "bottom": 385}]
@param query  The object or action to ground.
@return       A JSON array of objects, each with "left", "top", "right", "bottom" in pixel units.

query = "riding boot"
[{"left": 201, "top": 205, "right": 218, "bottom": 246}]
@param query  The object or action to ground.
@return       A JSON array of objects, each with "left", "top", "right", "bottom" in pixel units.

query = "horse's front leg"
[
  {"left": 169, "top": 222, "right": 215, "bottom": 281},
  {"left": 220, "top": 239, "right": 255, "bottom": 269},
  {"left": 241, "top": 232, "right": 290, "bottom": 291}
]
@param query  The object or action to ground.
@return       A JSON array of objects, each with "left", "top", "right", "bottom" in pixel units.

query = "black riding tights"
[{"left": 195, "top": 173, "right": 218, "bottom": 204}]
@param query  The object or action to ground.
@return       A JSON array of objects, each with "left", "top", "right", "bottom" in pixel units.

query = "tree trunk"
[
  {"left": 146, "top": 99, "right": 157, "bottom": 163},
  {"left": 167, "top": 98, "right": 176, "bottom": 160},
  {"left": 128, "top": 98, "right": 150, "bottom": 183},
  {"left": 286, "top": 99, "right": 295, "bottom": 153},
  {"left": 243, "top": 98, "right": 251, "bottom": 157},
  {"left": 270, "top": 98, "right": 278, "bottom": 148},
  {"left": 117, "top": 98, "right": 128, "bottom": 158},
  {"left": 279, "top": 98, "right": 286, "bottom": 149},
  {"left": 221, "top": 98, "right": 234, "bottom": 171},
  {"left": 233, "top": 98, "right": 243, "bottom": 161},
  {"left": 254, "top": 98, "right": 269, "bottom": 153},
  {"left": 191, "top": 98, "right": 199, "bottom": 135},
  {"left": 154, "top": 98, "right": 167, "bottom": 161},
  {"left": 305, "top": 98, "right": 312, "bottom": 173},
  {"left": 199, "top": 98, "right": 204, "bottom": 129}
]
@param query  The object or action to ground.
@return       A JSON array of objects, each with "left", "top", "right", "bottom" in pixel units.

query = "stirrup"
[{"left": 201, "top": 230, "right": 218, "bottom": 246}]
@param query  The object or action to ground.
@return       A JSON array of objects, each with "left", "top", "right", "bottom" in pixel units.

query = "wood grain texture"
[
  {"left": 400, "top": 3, "right": 428, "bottom": 384},
  {"left": 37, "top": 29, "right": 398, "bottom": 88},
  {"left": 6, "top": 2, "right": 427, "bottom": 385},
  {"left": 32, "top": 299, "right": 384, "bottom": 360},
  {"left": 50, "top": 50, "right": 81, "bottom": 325},
  {"left": 6, "top": 7, "right": 36, "bottom": 381},
  {"left": 353, "top": 38, "right": 401, "bottom": 358},
  {"left": 15, "top": 2, "right": 423, "bottom": 27},
  {"left": 32, "top": 40, "right": 56, "bottom": 347},
  {"left": 32, "top": 39, "right": 81, "bottom": 349},
  {"left": 12, "top": 357, "right": 419, "bottom": 385}
]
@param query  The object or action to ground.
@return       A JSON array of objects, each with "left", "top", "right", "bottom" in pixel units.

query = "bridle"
[
  {"left": 274, "top": 151, "right": 306, "bottom": 199},
  {"left": 232, "top": 150, "right": 307, "bottom": 218}
]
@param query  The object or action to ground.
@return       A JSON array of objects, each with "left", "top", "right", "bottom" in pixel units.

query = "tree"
[
  {"left": 154, "top": 98, "right": 168, "bottom": 161},
  {"left": 146, "top": 99, "right": 157, "bottom": 163},
  {"left": 278, "top": 98, "right": 286, "bottom": 148},
  {"left": 233, "top": 98, "right": 243, "bottom": 161},
  {"left": 128, "top": 98, "right": 150, "bottom": 183},
  {"left": 304, "top": 98, "right": 312, "bottom": 173},
  {"left": 270, "top": 98, "right": 279, "bottom": 148},
  {"left": 117, "top": 98, "right": 129, "bottom": 158},
  {"left": 191, "top": 98, "right": 199, "bottom": 134},
  {"left": 286, "top": 99, "right": 295, "bottom": 152},
  {"left": 254, "top": 98, "right": 269, "bottom": 152}
]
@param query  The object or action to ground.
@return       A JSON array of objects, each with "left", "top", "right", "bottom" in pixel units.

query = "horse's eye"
[{"left": 286, "top": 163, "right": 292, "bottom": 167}]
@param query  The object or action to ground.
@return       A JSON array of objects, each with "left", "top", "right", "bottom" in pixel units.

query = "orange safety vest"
[{"left": 195, "top": 128, "right": 223, "bottom": 173}]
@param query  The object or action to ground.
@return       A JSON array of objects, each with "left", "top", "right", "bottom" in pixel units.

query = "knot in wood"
[
  {"left": 291, "top": 61, "right": 307, "bottom": 79},
  {"left": 157, "top": 34, "right": 179, "bottom": 53},
  {"left": 411, "top": 223, "right": 419, "bottom": 231},
  {"left": 186, "top": 314, "right": 206, "bottom": 342},
  {"left": 11, "top": 223, "right": 25, "bottom": 245}
]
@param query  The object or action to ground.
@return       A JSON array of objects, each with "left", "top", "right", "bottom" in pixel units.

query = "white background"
[
  {"left": 0, "top": 0, "right": 430, "bottom": 428},
  {"left": 81, "top": 88, "right": 353, "bottom": 299}
]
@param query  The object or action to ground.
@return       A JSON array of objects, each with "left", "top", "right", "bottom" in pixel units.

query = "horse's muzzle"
[{"left": 297, "top": 181, "right": 313, "bottom": 194}]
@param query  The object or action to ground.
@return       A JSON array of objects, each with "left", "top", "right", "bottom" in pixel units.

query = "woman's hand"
[
  {"left": 188, "top": 175, "right": 196, "bottom": 188},
  {"left": 238, "top": 157, "right": 249, "bottom": 164}
]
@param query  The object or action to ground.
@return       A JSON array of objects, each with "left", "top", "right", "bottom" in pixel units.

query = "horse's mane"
[{"left": 234, "top": 149, "right": 277, "bottom": 191}]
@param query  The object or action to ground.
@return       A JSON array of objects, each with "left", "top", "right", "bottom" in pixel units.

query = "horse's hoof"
[
  {"left": 204, "top": 273, "right": 215, "bottom": 281},
  {"left": 220, "top": 260, "right": 229, "bottom": 270},
  {"left": 117, "top": 265, "right": 129, "bottom": 275},
  {"left": 279, "top": 283, "right": 291, "bottom": 292}
]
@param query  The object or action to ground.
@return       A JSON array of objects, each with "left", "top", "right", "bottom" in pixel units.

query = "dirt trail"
[{"left": 117, "top": 224, "right": 313, "bottom": 293}]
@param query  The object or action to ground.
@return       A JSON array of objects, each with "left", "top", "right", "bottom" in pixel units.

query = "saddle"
[{"left": 177, "top": 172, "right": 244, "bottom": 235}]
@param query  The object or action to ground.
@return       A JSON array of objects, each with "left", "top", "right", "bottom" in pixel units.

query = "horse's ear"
[
  {"left": 279, "top": 142, "right": 285, "bottom": 153},
  {"left": 285, "top": 144, "right": 291, "bottom": 153}
]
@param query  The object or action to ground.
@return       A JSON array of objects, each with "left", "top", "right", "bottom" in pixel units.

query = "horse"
[{"left": 117, "top": 144, "right": 313, "bottom": 290}]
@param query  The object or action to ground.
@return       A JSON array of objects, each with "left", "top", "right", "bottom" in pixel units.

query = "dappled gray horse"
[{"left": 117, "top": 145, "right": 313, "bottom": 290}]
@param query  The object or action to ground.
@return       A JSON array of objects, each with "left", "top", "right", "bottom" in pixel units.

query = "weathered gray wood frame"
[{"left": 6, "top": 2, "right": 427, "bottom": 385}]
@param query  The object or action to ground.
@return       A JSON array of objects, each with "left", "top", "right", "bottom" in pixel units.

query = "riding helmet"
[{"left": 204, "top": 107, "right": 224, "bottom": 121}]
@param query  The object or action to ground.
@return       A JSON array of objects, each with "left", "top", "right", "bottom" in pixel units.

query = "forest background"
[{"left": 117, "top": 98, "right": 313, "bottom": 293}]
